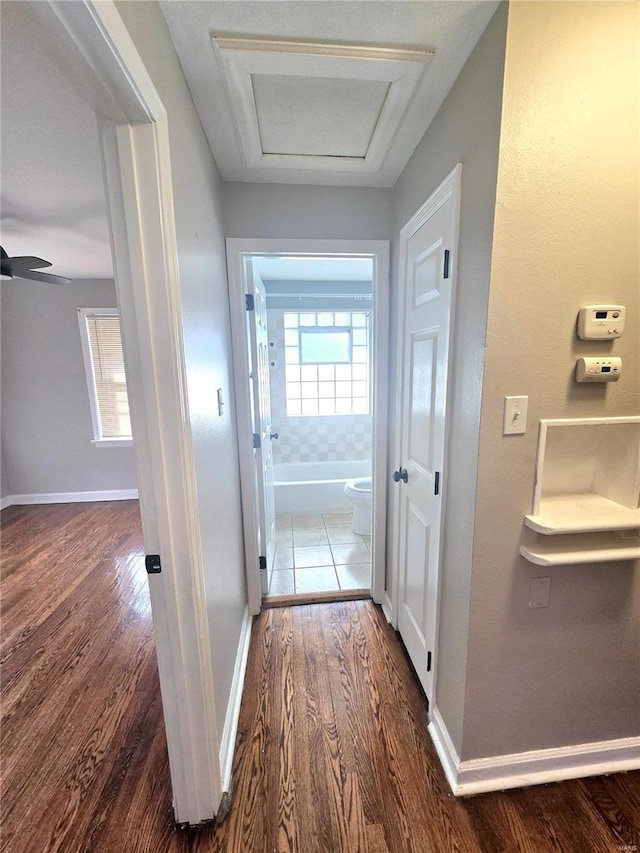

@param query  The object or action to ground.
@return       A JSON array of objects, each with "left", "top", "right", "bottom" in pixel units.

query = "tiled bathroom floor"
[{"left": 268, "top": 512, "right": 371, "bottom": 597}]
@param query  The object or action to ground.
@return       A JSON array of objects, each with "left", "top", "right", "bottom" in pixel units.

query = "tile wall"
[{"left": 267, "top": 308, "right": 373, "bottom": 465}]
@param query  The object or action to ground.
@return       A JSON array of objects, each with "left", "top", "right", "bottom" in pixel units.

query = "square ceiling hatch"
[
  {"left": 252, "top": 74, "right": 390, "bottom": 158},
  {"left": 212, "top": 37, "right": 433, "bottom": 174}
]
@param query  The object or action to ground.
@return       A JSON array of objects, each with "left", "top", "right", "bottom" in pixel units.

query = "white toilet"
[{"left": 343, "top": 477, "right": 372, "bottom": 535}]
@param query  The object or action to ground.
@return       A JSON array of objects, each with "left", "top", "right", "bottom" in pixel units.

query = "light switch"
[
  {"left": 503, "top": 396, "right": 528, "bottom": 435},
  {"left": 529, "top": 576, "right": 551, "bottom": 609}
]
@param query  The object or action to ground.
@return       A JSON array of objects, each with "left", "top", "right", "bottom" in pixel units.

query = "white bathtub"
[{"left": 274, "top": 460, "right": 371, "bottom": 514}]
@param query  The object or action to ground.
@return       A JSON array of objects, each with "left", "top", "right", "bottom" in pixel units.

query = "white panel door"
[
  {"left": 247, "top": 266, "right": 276, "bottom": 595},
  {"left": 395, "top": 170, "right": 458, "bottom": 702}
]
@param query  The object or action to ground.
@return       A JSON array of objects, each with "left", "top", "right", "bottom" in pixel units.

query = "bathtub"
[{"left": 274, "top": 460, "right": 371, "bottom": 514}]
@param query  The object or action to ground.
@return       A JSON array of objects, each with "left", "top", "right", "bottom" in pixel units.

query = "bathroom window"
[{"left": 283, "top": 311, "right": 370, "bottom": 416}]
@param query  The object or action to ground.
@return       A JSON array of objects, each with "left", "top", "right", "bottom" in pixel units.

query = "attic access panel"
[{"left": 211, "top": 36, "right": 433, "bottom": 174}]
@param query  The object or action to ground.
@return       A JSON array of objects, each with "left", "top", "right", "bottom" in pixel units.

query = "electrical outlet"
[
  {"left": 529, "top": 576, "right": 551, "bottom": 609},
  {"left": 503, "top": 396, "right": 528, "bottom": 435}
]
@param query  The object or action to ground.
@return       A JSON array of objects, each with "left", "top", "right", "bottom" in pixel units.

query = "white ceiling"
[
  {"left": 252, "top": 256, "right": 373, "bottom": 281},
  {"left": 0, "top": 1, "right": 498, "bottom": 281},
  {"left": 0, "top": 2, "right": 113, "bottom": 280},
  {"left": 160, "top": 0, "right": 499, "bottom": 187}
]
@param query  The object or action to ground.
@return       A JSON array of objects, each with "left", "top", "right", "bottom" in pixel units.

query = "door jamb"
[
  {"left": 37, "top": 0, "right": 223, "bottom": 823},
  {"left": 226, "top": 238, "right": 390, "bottom": 615},
  {"left": 390, "top": 165, "right": 462, "bottom": 708}
]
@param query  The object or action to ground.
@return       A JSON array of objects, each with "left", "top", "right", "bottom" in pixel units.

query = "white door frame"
[
  {"left": 390, "top": 165, "right": 462, "bottom": 708},
  {"left": 34, "top": 0, "right": 223, "bottom": 823},
  {"left": 226, "top": 238, "right": 390, "bottom": 615}
]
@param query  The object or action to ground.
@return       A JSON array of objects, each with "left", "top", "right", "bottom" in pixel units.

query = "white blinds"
[{"left": 86, "top": 315, "right": 132, "bottom": 438}]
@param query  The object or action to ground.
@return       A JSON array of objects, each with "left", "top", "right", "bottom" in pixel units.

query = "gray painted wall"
[
  {"left": 116, "top": 0, "right": 247, "bottom": 743},
  {"left": 464, "top": 0, "right": 640, "bottom": 760},
  {"left": 390, "top": 4, "right": 508, "bottom": 753},
  {"left": 222, "top": 182, "right": 392, "bottom": 241},
  {"left": 1, "top": 278, "right": 137, "bottom": 497}
]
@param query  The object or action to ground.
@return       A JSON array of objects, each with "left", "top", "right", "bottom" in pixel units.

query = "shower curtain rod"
[{"left": 266, "top": 292, "right": 372, "bottom": 300}]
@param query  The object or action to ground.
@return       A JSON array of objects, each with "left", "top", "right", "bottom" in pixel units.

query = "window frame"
[{"left": 77, "top": 307, "right": 133, "bottom": 448}]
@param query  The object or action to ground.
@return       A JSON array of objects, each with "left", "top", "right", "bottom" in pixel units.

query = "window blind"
[{"left": 86, "top": 316, "right": 132, "bottom": 438}]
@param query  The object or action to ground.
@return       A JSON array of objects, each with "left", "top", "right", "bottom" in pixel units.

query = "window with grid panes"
[{"left": 283, "top": 311, "right": 370, "bottom": 416}]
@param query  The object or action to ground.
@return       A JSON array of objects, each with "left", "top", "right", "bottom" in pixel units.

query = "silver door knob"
[
  {"left": 270, "top": 432, "right": 279, "bottom": 440},
  {"left": 393, "top": 467, "right": 408, "bottom": 483}
]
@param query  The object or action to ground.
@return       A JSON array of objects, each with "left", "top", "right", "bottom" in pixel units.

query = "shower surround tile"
[{"left": 267, "top": 308, "right": 372, "bottom": 465}]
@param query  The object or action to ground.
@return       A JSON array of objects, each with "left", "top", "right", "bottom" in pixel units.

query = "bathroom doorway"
[{"left": 226, "top": 239, "right": 389, "bottom": 613}]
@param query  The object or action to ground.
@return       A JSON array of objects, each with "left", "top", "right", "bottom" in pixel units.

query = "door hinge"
[
  {"left": 434, "top": 471, "right": 440, "bottom": 496},
  {"left": 245, "top": 293, "right": 255, "bottom": 311},
  {"left": 252, "top": 433, "right": 261, "bottom": 449},
  {"left": 259, "top": 555, "right": 267, "bottom": 572},
  {"left": 443, "top": 250, "right": 450, "bottom": 279},
  {"left": 145, "top": 554, "right": 161, "bottom": 574},
  {"left": 427, "top": 650, "right": 432, "bottom": 672}
]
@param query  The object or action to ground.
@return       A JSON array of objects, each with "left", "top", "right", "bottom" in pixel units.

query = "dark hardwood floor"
[{"left": 1, "top": 502, "right": 638, "bottom": 852}]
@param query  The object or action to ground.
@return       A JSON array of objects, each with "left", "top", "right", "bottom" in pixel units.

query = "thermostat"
[
  {"left": 575, "top": 356, "right": 622, "bottom": 382},
  {"left": 577, "top": 305, "right": 625, "bottom": 339}
]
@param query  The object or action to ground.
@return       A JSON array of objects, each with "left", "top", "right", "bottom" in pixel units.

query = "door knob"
[
  {"left": 393, "top": 467, "right": 408, "bottom": 483},
  {"left": 270, "top": 432, "right": 279, "bottom": 440}
]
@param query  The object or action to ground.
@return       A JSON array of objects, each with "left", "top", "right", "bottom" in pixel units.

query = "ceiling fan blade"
[
  {"left": 7, "top": 256, "right": 53, "bottom": 271},
  {"left": 17, "top": 270, "right": 71, "bottom": 285}
]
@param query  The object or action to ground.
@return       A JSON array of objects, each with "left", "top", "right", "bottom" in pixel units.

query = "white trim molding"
[
  {"left": 211, "top": 36, "right": 432, "bottom": 177},
  {"left": 429, "top": 706, "right": 640, "bottom": 796},
  {"left": 0, "top": 496, "right": 12, "bottom": 511},
  {"left": 3, "top": 490, "right": 139, "bottom": 507},
  {"left": 226, "top": 238, "right": 389, "bottom": 616},
  {"left": 33, "top": 0, "right": 225, "bottom": 824},
  {"left": 219, "top": 607, "right": 253, "bottom": 793}
]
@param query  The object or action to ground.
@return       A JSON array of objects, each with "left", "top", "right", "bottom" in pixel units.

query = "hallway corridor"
[{"left": 1, "top": 503, "right": 638, "bottom": 852}]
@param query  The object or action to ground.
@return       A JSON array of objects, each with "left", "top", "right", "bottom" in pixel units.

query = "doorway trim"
[
  {"left": 35, "top": 0, "right": 223, "bottom": 823},
  {"left": 389, "top": 164, "right": 462, "bottom": 707},
  {"left": 226, "top": 238, "right": 390, "bottom": 614}
]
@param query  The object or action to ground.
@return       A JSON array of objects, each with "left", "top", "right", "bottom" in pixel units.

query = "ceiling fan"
[{"left": 1, "top": 246, "right": 71, "bottom": 284}]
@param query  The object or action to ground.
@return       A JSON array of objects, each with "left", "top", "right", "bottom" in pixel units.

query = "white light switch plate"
[
  {"left": 503, "top": 395, "right": 528, "bottom": 435},
  {"left": 529, "top": 576, "right": 551, "bottom": 609}
]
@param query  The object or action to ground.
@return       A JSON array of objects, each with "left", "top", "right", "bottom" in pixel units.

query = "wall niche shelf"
[{"left": 521, "top": 417, "right": 640, "bottom": 566}]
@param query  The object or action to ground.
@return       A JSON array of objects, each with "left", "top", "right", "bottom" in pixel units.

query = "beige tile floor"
[{"left": 268, "top": 511, "right": 371, "bottom": 597}]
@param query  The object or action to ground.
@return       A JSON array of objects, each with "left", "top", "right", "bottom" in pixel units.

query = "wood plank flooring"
[{"left": 2, "top": 502, "right": 638, "bottom": 852}]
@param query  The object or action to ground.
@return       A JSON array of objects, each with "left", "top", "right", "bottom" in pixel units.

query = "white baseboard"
[
  {"left": 429, "top": 706, "right": 462, "bottom": 793},
  {"left": 219, "top": 606, "right": 253, "bottom": 793},
  {"left": 4, "top": 489, "right": 139, "bottom": 506},
  {"left": 380, "top": 592, "right": 394, "bottom": 624},
  {"left": 0, "top": 495, "right": 12, "bottom": 511},
  {"left": 429, "top": 705, "right": 640, "bottom": 796}
]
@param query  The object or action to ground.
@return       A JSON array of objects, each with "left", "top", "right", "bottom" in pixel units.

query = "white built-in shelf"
[
  {"left": 520, "top": 534, "right": 640, "bottom": 566},
  {"left": 525, "top": 493, "right": 640, "bottom": 536},
  {"left": 522, "top": 416, "right": 640, "bottom": 566}
]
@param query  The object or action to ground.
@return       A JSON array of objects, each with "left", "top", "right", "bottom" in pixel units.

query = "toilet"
[{"left": 343, "top": 477, "right": 372, "bottom": 535}]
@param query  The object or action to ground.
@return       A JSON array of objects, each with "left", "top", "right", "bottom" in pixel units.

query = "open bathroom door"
[{"left": 246, "top": 263, "right": 276, "bottom": 595}]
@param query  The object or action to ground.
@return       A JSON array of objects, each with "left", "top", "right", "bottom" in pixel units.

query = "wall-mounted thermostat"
[
  {"left": 577, "top": 305, "right": 625, "bottom": 339},
  {"left": 575, "top": 356, "right": 622, "bottom": 382}
]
